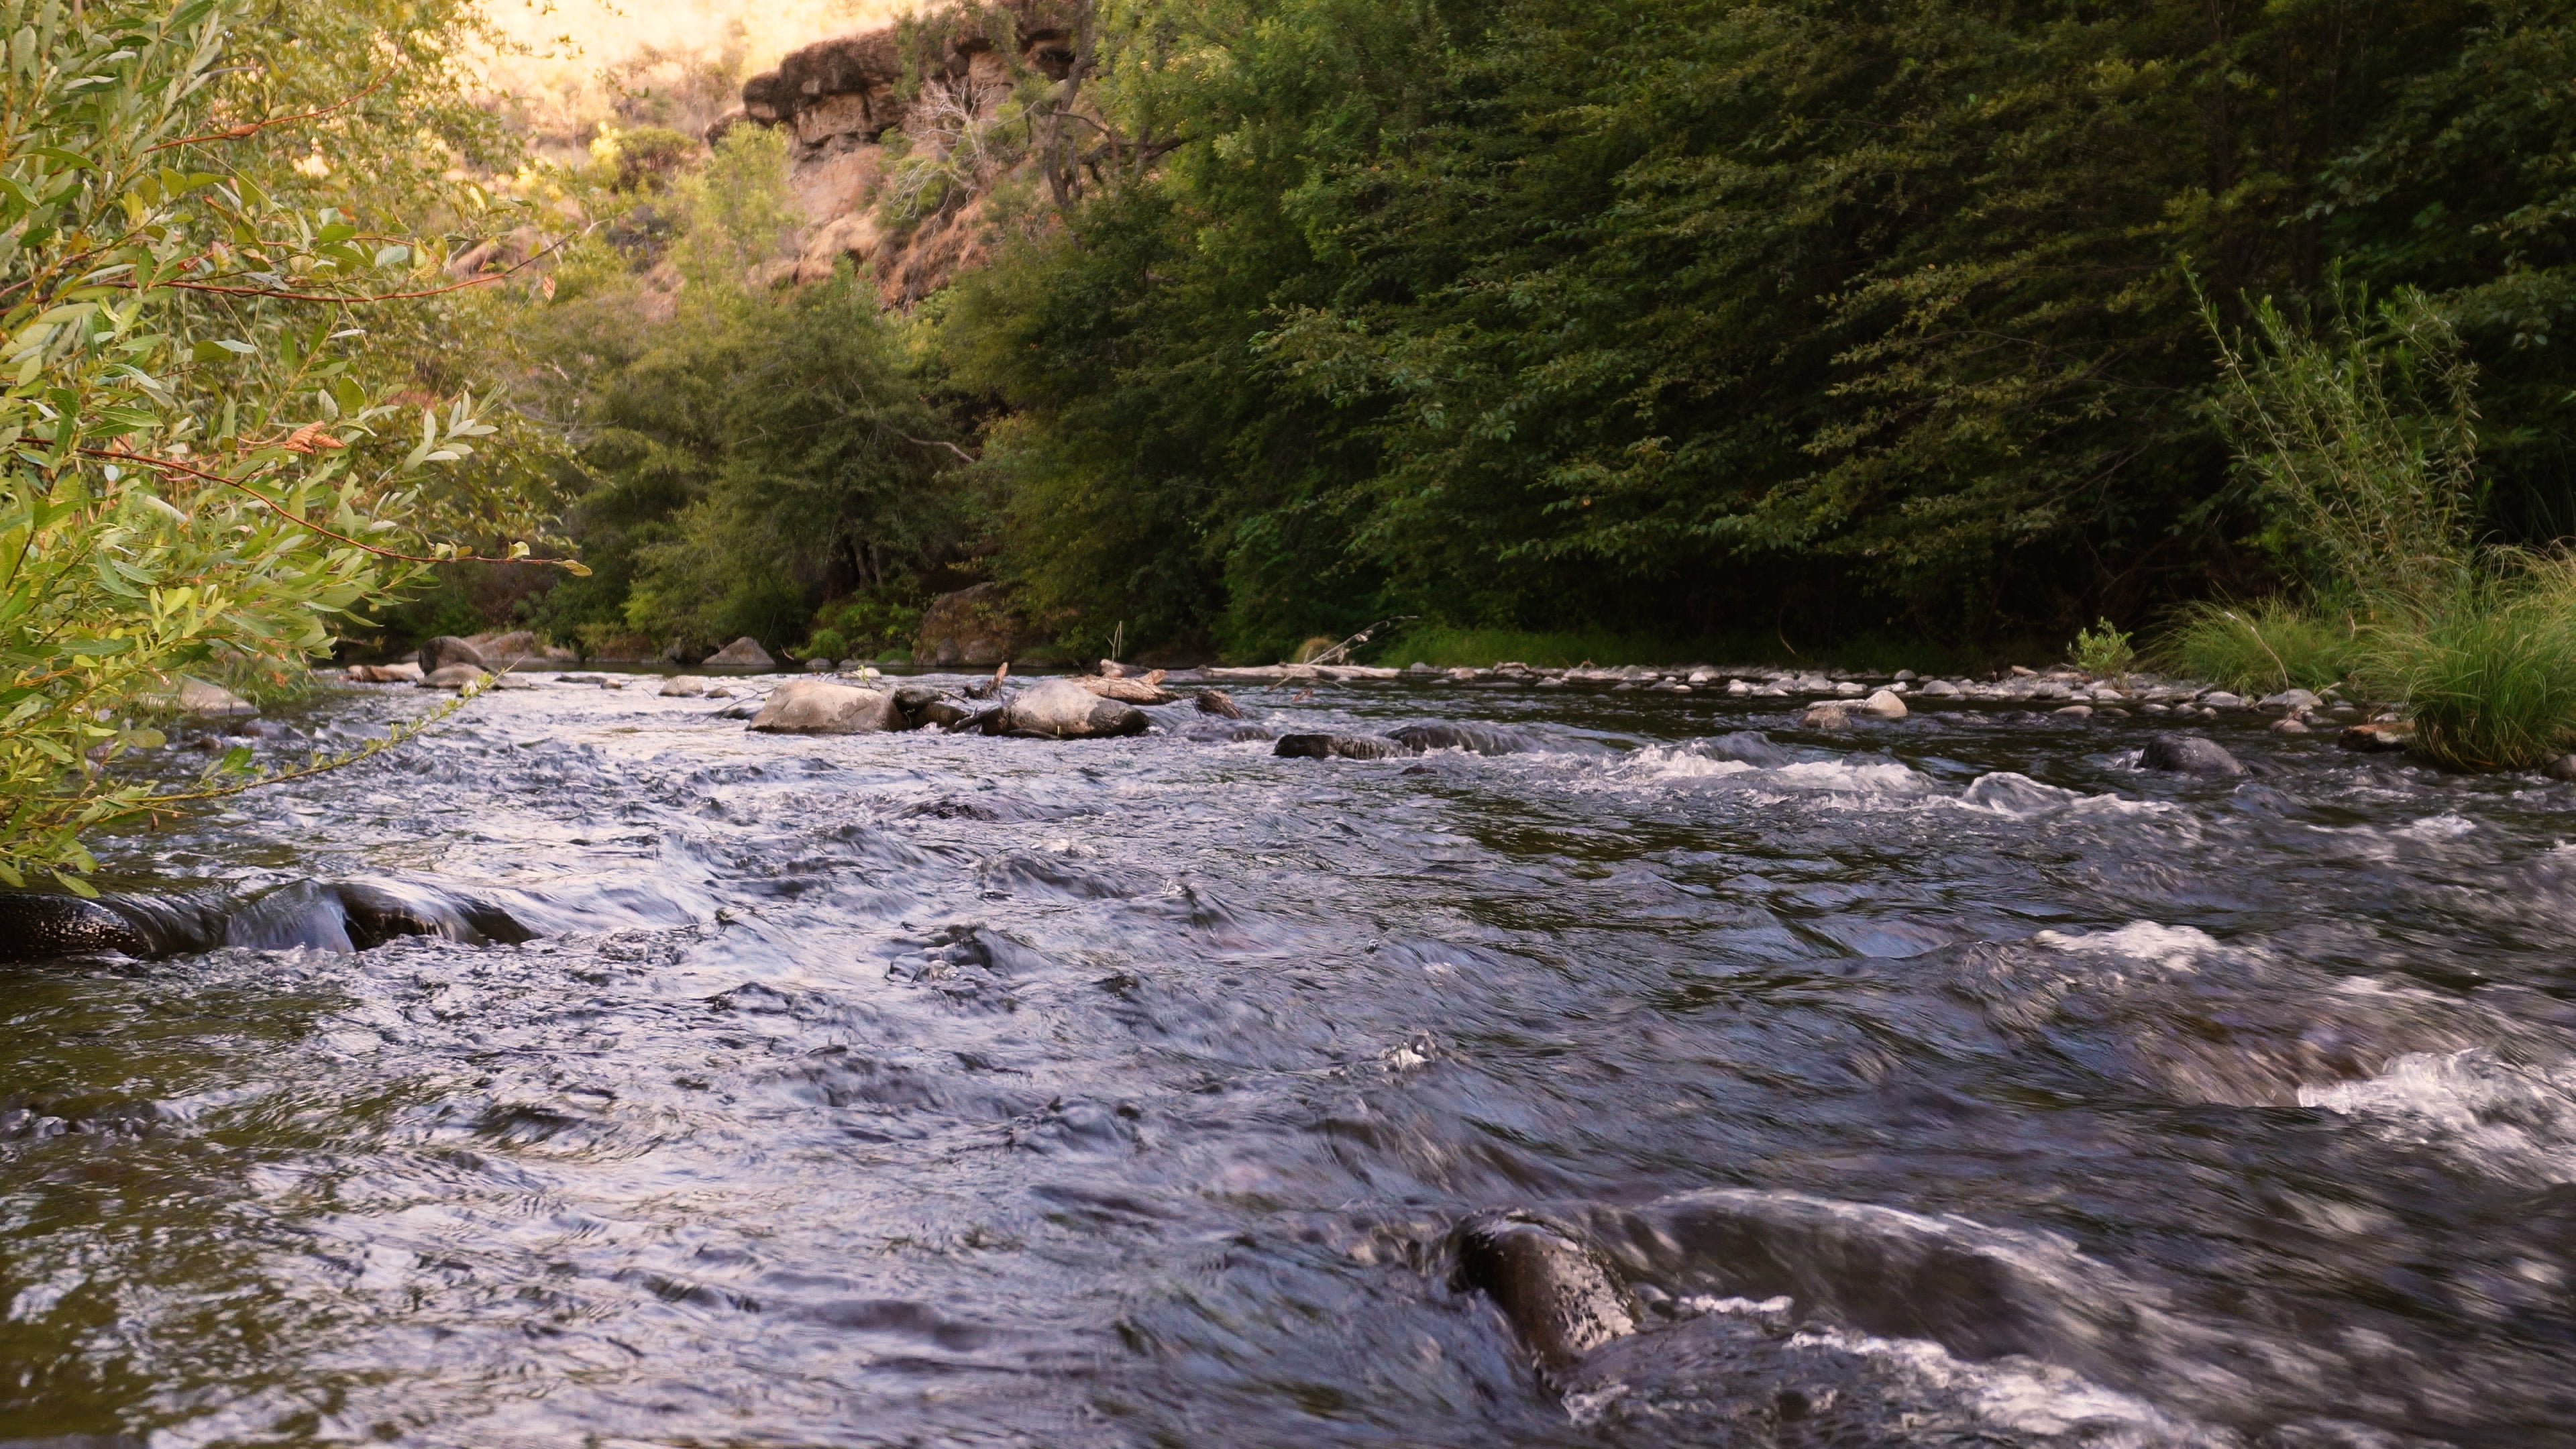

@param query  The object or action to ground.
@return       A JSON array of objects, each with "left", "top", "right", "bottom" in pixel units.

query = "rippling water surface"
[{"left": 5, "top": 673, "right": 2576, "bottom": 1447}]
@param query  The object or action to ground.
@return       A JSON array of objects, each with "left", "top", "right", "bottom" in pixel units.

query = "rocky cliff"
[{"left": 715, "top": 2, "right": 1077, "bottom": 306}]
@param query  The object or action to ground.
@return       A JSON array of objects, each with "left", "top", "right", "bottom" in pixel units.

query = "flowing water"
[{"left": 3, "top": 673, "right": 2574, "bottom": 1448}]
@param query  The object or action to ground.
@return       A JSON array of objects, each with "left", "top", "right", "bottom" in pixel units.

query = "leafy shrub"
[
  {"left": 804, "top": 628, "right": 850, "bottom": 661},
  {"left": 2070, "top": 619, "right": 2137, "bottom": 677}
]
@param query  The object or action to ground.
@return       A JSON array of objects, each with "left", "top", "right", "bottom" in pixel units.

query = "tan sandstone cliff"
[{"left": 713, "top": 1, "right": 1079, "bottom": 307}]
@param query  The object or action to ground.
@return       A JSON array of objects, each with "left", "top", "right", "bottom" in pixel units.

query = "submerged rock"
[
  {"left": 704, "top": 636, "right": 775, "bottom": 669},
  {"left": 174, "top": 678, "right": 258, "bottom": 715},
  {"left": 1387, "top": 722, "right": 1532, "bottom": 756},
  {"left": 1450, "top": 1214, "right": 1638, "bottom": 1376},
  {"left": 991, "top": 678, "right": 1148, "bottom": 739},
  {"left": 0, "top": 894, "right": 154, "bottom": 961},
  {"left": 2140, "top": 733, "right": 2247, "bottom": 777},
  {"left": 1275, "top": 733, "right": 1403, "bottom": 760},
  {"left": 659, "top": 675, "right": 712, "bottom": 697},
  {"left": 748, "top": 680, "right": 898, "bottom": 733},
  {"left": 1799, "top": 702, "right": 1854, "bottom": 730}
]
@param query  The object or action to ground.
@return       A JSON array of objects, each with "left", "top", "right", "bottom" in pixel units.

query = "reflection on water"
[{"left": 3, "top": 674, "right": 2574, "bottom": 1446}]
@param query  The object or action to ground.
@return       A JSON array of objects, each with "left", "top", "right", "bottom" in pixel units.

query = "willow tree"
[{"left": 0, "top": 0, "right": 564, "bottom": 890}]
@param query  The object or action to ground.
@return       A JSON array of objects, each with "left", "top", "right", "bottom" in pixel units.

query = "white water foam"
[
  {"left": 1780, "top": 1327, "right": 2223, "bottom": 1446},
  {"left": 2035, "top": 922, "right": 2225, "bottom": 973},
  {"left": 2300, "top": 1049, "right": 2576, "bottom": 1183}
]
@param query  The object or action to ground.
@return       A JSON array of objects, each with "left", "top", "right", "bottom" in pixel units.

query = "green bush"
[
  {"left": 2157, "top": 599, "right": 2363, "bottom": 695},
  {"left": 804, "top": 628, "right": 850, "bottom": 661},
  {"left": 2070, "top": 619, "right": 2137, "bottom": 677}
]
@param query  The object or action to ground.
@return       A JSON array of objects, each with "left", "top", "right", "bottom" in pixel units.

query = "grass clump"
[
  {"left": 2365, "top": 563, "right": 2576, "bottom": 769},
  {"left": 2164, "top": 285, "right": 2576, "bottom": 769},
  {"left": 2156, "top": 599, "right": 2361, "bottom": 695}
]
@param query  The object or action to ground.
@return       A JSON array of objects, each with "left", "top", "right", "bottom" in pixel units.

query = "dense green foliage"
[
  {"left": 520, "top": 129, "right": 971, "bottom": 659},
  {"left": 915, "top": 0, "right": 2576, "bottom": 661}
]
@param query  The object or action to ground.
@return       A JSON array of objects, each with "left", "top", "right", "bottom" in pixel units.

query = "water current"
[{"left": 3, "top": 671, "right": 2573, "bottom": 1447}]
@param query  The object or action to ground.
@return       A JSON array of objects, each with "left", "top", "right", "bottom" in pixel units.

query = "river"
[{"left": 1, "top": 669, "right": 2569, "bottom": 1447}]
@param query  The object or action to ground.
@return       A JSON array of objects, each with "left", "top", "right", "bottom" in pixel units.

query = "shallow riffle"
[{"left": 1, "top": 671, "right": 2570, "bottom": 1447}]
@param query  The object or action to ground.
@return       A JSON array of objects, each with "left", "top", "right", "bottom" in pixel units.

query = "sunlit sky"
[{"left": 474, "top": 0, "right": 910, "bottom": 101}]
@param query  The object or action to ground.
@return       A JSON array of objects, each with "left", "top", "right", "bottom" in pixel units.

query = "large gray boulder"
[
  {"left": 417, "top": 635, "right": 488, "bottom": 675},
  {"left": 748, "top": 679, "right": 898, "bottom": 733},
  {"left": 990, "top": 677, "right": 1147, "bottom": 739},
  {"left": 704, "top": 636, "right": 775, "bottom": 669},
  {"left": 2139, "top": 733, "right": 2247, "bottom": 777}
]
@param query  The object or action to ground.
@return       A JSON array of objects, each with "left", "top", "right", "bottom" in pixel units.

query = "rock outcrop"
[
  {"left": 704, "top": 637, "right": 777, "bottom": 669},
  {"left": 732, "top": 2, "right": 1080, "bottom": 306},
  {"left": 987, "top": 677, "right": 1147, "bottom": 739},
  {"left": 914, "top": 582, "right": 1032, "bottom": 667}
]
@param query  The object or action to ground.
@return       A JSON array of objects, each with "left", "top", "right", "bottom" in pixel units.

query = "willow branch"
[{"left": 80, "top": 447, "right": 580, "bottom": 570}]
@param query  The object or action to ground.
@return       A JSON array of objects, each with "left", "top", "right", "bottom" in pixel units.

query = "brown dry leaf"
[{"left": 282, "top": 423, "right": 344, "bottom": 453}]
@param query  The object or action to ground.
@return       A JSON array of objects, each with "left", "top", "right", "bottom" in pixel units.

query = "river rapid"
[{"left": 3, "top": 669, "right": 2574, "bottom": 1448}]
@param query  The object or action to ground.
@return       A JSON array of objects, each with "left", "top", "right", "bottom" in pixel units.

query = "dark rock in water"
[
  {"left": 0, "top": 894, "right": 152, "bottom": 962},
  {"left": 704, "top": 636, "right": 775, "bottom": 669},
  {"left": 1275, "top": 733, "right": 1403, "bottom": 760},
  {"left": 2140, "top": 732, "right": 2247, "bottom": 777},
  {"left": 224, "top": 880, "right": 534, "bottom": 953},
  {"left": 893, "top": 684, "right": 973, "bottom": 731},
  {"left": 1450, "top": 1214, "right": 1638, "bottom": 1375},
  {"left": 417, "top": 635, "right": 488, "bottom": 676},
  {"left": 1699, "top": 730, "right": 1789, "bottom": 769},
  {"left": 2343, "top": 720, "right": 2414, "bottom": 754},
  {"left": 2549, "top": 754, "right": 2576, "bottom": 783},
  {"left": 1195, "top": 688, "right": 1244, "bottom": 719},
  {"left": 1387, "top": 722, "right": 1531, "bottom": 756}
]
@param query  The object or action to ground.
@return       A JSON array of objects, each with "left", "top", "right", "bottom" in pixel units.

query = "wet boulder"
[
  {"left": 0, "top": 894, "right": 153, "bottom": 962},
  {"left": 2342, "top": 720, "right": 2413, "bottom": 753},
  {"left": 1861, "top": 688, "right": 1908, "bottom": 719},
  {"left": 1387, "top": 722, "right": 1531, "bottom": 756},
  {"left": 704, "top": 636, "right": 775, "bottom": 669},
  {"left": 893, "top": 684, "right": 974, "bottom": 730},
  {"left": 660, "top": 675, "right": 712, "bottom": 697},
  {"left": 1450, "top": 1214, "right": 1638, "bottom": 1375},
  {"left": 343, "top": 661, "right": 422, "bottom": 684},
  {"left": 1079, "top": 669, "right": 1175, "bottom": 704},
  {"left": 2140, "top": 732, "right": 2247, "bottom": 777},
  {"left": 990, "top": 678, "right": 1148, "bottom": 739},
  {"left": 421, "top": 664, "right": 488, "bottom": 690},
  {"left": 1275, "top": 733, "right": 1403, "bottom": 760},
  {"left": 1799, "top": 702, "right": 1854, "bottom": 730},
  {"left": 417, "top": 635, "right": 488, "bottom": 676},
  {"left": 1194, "top": 688, "right": 1244, "bottom": 719},
  {"left": 748, "top": 679, "right": 899, "bottom": 733}
]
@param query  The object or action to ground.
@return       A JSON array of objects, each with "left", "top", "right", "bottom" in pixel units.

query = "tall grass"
[
  {"left": 2157, "top": 598, "right": 2363, "bottom": 695},
  {"left": 2167, "top": 286, "right": 2576, "bottom": 769},
  {"left": 2364, "top": 560, "right": 2576, "bottom": 769}
]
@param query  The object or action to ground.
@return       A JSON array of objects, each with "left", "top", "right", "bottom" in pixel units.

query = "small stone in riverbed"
[
  {"left": 2202, "top": 691, "right": 2245, "bottom": 708},
  {"left": 2053, "top": 704, "right": 2093, "bottom": 718},
  {"left": 2141, "top": 733, "right": 2247, "bottom": 777},
  {"left": 2259, "top": 688, "right": 2321, "bottom": 711},
  {"left": 660, "top": 676, "right": 710, "bottom": 697},
  {"left": 1921, "top": 679, "right": 1962, "bottom": 698},
  {"left": 2270, "top": 717, "right": 2310, "bottom": 735},
  {"left": 2548, "top": 755, "right": 2576, "bottom": 782},
  {"left": 1861, "top": 689, "right": 1907, "bottom": 719},
  {"left": 2341, "top": 720, "right": 2412, "bottom": 753},
  {"left": 1833, "top": 681, "right": 1864, "bottom": 696},
  {"left": 1894, "top": 669, "right": 1917, "bottom": 681},
  {"left": 1800, "top": 702, "right": 1854, "bottom": 729},
  {"left": 804, "top": 657, "right": 834, "bottom": 672},
  {"left": 175, "top": 678, "right": 258, "bottom": 714}
]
